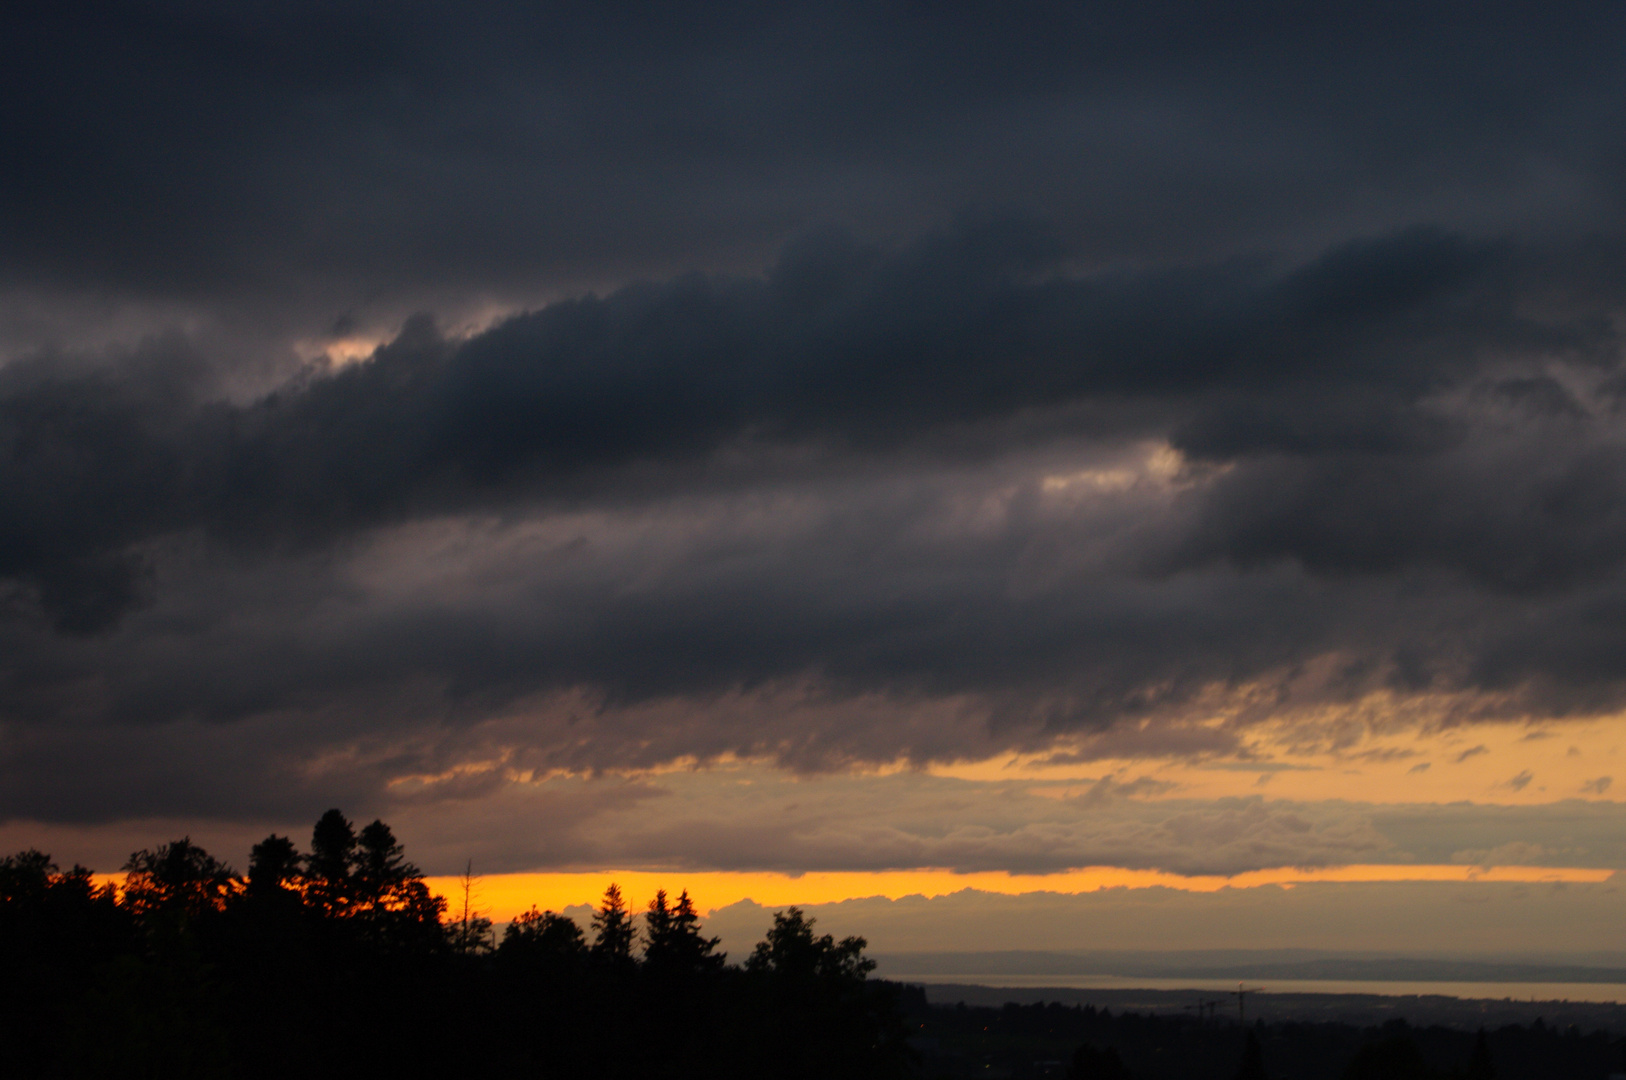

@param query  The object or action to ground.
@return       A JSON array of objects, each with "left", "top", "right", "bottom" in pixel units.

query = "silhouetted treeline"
[
  {"left": 0, "top": 811, "right": 911, "bottom": 1079},
  {"left": 10, "top": 817, "right": 1621, "bottom": 1080},
  {"left": 903, "top": 996, "right": 1625, "bottom": 1080}
]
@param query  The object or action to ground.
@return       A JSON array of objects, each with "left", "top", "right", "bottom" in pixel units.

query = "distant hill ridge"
[{"left": 873, "top": 949, "right": 1626, "bottom": 983}]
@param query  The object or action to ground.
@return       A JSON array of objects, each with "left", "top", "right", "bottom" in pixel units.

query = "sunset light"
[{"left": 7, "top": 3, "right": 1626, "bottom": 1075}]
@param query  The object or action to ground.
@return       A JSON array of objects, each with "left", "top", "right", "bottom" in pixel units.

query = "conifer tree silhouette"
[
  {"left": 591, "top": 882, "right": 635, "bottom": 964},
  {"left": 643, "top": 888, "right": 724, "bottom": 974},
  {"left": 303, "top": 809, "right": 356, "bottom": 918},
  {"left": 354, "top": 820, "right": 409, "bottom": 909},
  {"left": 247, "top": 835, "right": 300, "bottom": 897}
]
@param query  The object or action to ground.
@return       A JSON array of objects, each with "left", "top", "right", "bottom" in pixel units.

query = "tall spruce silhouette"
[
  {"left": 590, "top": 881, "right": 636, "bottom": 965},
  {"left": 643, "top": 888, "right": 724, "bottom": 975},
  {"left": 303, "top": 809, "right": 356, "bottom": 918}
]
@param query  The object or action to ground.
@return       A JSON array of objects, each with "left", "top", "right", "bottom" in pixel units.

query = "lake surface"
[{"left": 884, "top": 972, "right": 1626, "bottom": 1003}]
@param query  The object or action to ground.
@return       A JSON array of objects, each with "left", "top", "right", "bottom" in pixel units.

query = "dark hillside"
[{"left": 904, "top": 995, "right": 1624, "bottom": 1080}]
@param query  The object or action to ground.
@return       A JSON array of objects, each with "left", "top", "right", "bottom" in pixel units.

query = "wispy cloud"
[{"left": 1501, "top": 770, "right": 1535, "bottom": 793}]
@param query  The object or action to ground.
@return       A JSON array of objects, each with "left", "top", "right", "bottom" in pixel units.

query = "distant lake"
[{"left": 883, "top": 972, "right": 1626, "bottom": 1004}]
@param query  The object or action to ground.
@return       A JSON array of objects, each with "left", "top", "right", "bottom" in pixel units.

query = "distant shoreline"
[
  {"left": 899, "top": 980, "right": 1626, "bottom": 1033},
  {"left": 889, "top": 973, "right": 1626, "bottom": 1004}
]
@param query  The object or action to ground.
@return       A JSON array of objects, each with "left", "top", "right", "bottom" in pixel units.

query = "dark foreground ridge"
[{"left": 4, "top": 814, "right": 1623, "bottom": 1079}]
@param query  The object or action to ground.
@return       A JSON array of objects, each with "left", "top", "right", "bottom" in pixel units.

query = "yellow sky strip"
[{"left": 425, "top": 864, "right": 1616, "bottom": 923}]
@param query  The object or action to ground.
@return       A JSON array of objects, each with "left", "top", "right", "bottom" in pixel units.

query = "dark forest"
[
  {"left": 0, "top": 810, "right": 909, "bottom": 1079},
  {"left": 3, "top": 813, "right": 1620, "bottom": 1080}
]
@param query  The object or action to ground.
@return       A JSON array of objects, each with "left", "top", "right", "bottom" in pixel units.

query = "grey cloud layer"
[
  {"left": 385, "top": 772, "right": 1626, "bottom": 877},
  {"left": 6, "top": 224, "right": 1579, "bottom": 628},
  {"left": 7, "top": 1, "right": 1626, "bottom": 834},
  {"left": 4, "top": 1, "right": 1624, "bottom": 353},
  {"left": 9, "top": 762, "right": 1625, "bottom": 879},
  {"left": 7, "top": 0, "right": 1624, "bottom": 300},
  {"left": 4, "top": 225, "right": 1626, "bottom": 823}
]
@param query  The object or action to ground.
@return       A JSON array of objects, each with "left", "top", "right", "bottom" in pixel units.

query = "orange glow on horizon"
[
  {"left": 82, "top": 862, "right": 1614, "bottom": 925},
  {"left": 423, "top": 863, "right": 1616, "bottom": 924}
]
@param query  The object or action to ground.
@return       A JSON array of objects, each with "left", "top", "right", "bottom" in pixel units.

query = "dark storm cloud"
[
  {"left": 0, "top": 223, "right": 1596, "bottom": 632},
  {"left": 2, "top": 222, "right": 1626, "bottom": 777},
  {"left": 4, "top": 2, "right": 1624, "bottom": 310},
  {"left": 7, "top": 0, "right": 1626, "bottom": 830}
]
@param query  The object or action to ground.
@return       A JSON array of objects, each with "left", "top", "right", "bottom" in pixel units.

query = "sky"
[{"left": 4, "top": 1, "right": 1626, "bottom": 959}]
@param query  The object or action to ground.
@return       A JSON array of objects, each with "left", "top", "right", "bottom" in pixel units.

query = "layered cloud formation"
[{"left": 3, "top": 2, "right": 1625, "bottom": 882}]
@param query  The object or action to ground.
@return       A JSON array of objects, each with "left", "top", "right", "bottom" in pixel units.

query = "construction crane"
[
  {"left": 1183, "top": 998, "right": 1226, "bottom": 1024},
  {"left": 1233, "top": 984, "right": 1265, "bottom": 1025}
]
